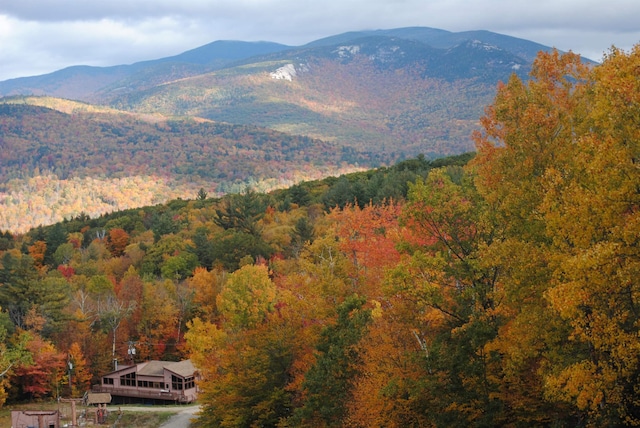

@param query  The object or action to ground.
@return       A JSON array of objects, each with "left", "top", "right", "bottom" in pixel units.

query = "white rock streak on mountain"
[{"left": 270, "top": 63, "right": 297, "bottom": 81}]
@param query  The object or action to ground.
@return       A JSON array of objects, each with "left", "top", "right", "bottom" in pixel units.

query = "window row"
[
  {"left": 103, "top": 373, "right": 192, "bottom": 391},
  {"left": 172, "top": 375, "right": 196, "bottom": 390},
  {"left": 137, "top": 380, "right": 167, "bottom": 389},
  {"left": 120, "top": 372, "right": 136, "bottom": 387}
]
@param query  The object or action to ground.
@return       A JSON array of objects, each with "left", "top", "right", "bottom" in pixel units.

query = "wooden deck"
[{"left": 92, "top": 385, "right": 195, "bottom": 404}]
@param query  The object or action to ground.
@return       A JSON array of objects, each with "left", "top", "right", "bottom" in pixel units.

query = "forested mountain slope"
[
  {"left": 0, "top": 98, "right": 365, "bottom": 233},
  {"left": 107, "top": 35, "right": 522, "bottom": 157},
  {"left": 0, "top": 27, "right": 587, "bottom": 234},
  {"left": 0, "top": 26, "right": 567, "bottom": 233}
]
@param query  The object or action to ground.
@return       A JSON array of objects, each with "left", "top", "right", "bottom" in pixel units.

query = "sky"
[{"left": 1, "top": 0, "right": 639, "bottom": 82}]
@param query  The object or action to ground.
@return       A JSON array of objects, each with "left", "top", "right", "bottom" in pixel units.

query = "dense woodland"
[
  {"left": 1, "top": 46, "right": 639, "bottom": 427},
  {"left": 0, "top": 99, "right": 366, "bottom": 233}
]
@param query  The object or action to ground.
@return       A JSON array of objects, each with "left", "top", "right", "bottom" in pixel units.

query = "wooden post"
[
  {"left": 71, "top": 399, "right": 77, "bottom": 426},
  {"left": 59, "top": 398, "right": 84, "bottom": 427}
]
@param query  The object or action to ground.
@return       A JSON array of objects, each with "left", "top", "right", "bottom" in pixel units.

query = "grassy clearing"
[{"left": 0, "top": 401, "right": 177, "bottom": 428}]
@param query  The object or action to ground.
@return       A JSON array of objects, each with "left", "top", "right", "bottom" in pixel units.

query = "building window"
[
  {"left": 184, "top": 376, "right": 195, "bottom": 390},
  {"left": 103, "top": 377, "right": 114, "bottom": 385},
  {"left": 120, "top": 372, "right": 136, "bottom": 387},
  {"left": 172, "top": 375, "right": 183, "bottom": 390}
]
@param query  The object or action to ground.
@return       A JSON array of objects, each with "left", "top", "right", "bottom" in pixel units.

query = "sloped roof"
[
  {"left": 135, "top": 359, "right": 195, "bottom": 378},
  {"left": 103, "top": 359, "right": 196, "bottom": 378},
  {"left": 136, "top": 361, "right": 167, "bottom": 377},
  {"left": 164, "top": 359, "right": 196, "bottom": 377}
]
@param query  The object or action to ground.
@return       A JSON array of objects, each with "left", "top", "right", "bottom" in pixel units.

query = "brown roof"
[
  {"left": 136, "top": 361, "right": 167, "bottom": 377},
  {"left": 164, "top": 359, "right": 196, "bottom": 377},
  {"left": 103, "top": 359, "right": 196, "bottom": 379},
  {"left": 132, "top": 359, "right": 196, "bottom": 378}
]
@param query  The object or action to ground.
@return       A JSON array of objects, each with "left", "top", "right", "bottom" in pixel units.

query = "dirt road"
[
  {"left": 158, "top": 405, "right": 200, "bottom": 428},
  {"left": 107, "top": 405, "right": 200, "bottom": 428}
]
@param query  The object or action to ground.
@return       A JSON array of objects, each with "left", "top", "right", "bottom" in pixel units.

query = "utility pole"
[{"left": 68, "top": 359, "right": 73, "bottom": 393}]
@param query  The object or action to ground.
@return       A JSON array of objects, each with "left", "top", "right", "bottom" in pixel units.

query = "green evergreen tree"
[
  {"left": 291, "top": 295, "right": 372, "bottom": 427},
  {"left": 214, "top": 189, "right": 268, "bottom": 236}
]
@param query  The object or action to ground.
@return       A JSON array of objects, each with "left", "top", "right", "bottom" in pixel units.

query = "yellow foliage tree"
[
  {"left": 67, "top": 342, "right": 92, "bottom": 397},
  {"left": 472, "top": 46, "right": 640, "bottom": 425}
]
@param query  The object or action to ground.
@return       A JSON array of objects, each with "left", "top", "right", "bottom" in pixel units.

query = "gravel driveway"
[
  {"left": 158, "top": 405, "right": 200, "bottom": 428},
  {"left": 107, "top": 405, "right": 200, "bottom": 428}
]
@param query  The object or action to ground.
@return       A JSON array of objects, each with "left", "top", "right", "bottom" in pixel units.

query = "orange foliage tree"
[
  {"left": 330, "top": 201, "right": 406, "bottom": 298},
  {"left": 67, "top": 342, "right": 92, "bottom": 397},
  {"left": 12, "top": 332, "right": 65, "bottom": 399},
  {"left": 107, "top": 228, "right": 130, "bottom": 257}
]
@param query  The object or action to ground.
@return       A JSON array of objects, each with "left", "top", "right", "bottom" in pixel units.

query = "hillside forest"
[
  {"left": 0, "top": 98, "right": 368, "bottom": 234},
  {"left": 1, "top": 46, "right": 639, "bottom": 427}
]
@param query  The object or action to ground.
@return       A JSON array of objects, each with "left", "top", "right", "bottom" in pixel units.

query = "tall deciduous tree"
[
  {"left": 137, "top": 280, "right": 178, "bottom": 360},
  {"left": 331, "top": 201, "right": 404, "bottom": 298},
  {"left": 187, "top": 266, "right": 308, "bottom": 427},
  {"left": 0, "top": 320, "right": 31, "bottom": 408},
  {"left": 106, "top": 228, "right": 130, "bottom": 257},
  {"left": 472, "top": 47, "right": 640, "bottom": 425},
  {"left": 217, "top": 264, "right": 276, "bottom": 331},
  {"left": 389, "top": 167, "right": 506, "bottom": 426},
  {"left": 539, "top": 46, "right": 640, "bottom": 425},
  {"left": 67, "top": 342, "right": 92, "bottom": 397}
]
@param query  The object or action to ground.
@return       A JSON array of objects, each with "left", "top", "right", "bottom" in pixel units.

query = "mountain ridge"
[{"left": 0, "top": 26, "right": 578, "bottom": 101}]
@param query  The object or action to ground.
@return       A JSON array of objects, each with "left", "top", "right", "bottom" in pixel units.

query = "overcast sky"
[{"left": 1, "top": 0, "right": 639, "bottom": 82}]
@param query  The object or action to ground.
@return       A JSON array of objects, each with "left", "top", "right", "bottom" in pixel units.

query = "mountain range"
[
  {"left": 0, "top": 27, "right": 557, "bottom": 100},
  {"left": 0, "top": 27, "right": 566, "bottom": 156},
  {"left": 0, "top": 26, "right": 584, "bottom": 232}
]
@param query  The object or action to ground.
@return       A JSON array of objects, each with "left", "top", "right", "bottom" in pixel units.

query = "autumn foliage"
[{"left": 0, "top": 46, "right": 639, "bottom": 427}]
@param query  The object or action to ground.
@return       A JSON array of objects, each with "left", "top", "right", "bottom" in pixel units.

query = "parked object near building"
[{"left": 92, "top": 359, "right": 198, "bottom": 404}]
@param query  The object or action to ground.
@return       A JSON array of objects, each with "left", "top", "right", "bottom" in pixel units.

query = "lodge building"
[{"left": 92, "top": 359, "right": 198, "bottom": 404}]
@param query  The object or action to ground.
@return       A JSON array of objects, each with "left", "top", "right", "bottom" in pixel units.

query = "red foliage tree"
[
  {"left": 107, "top": 228, "right": 130, "bottom": 257},
  {"left": 12, "top": 333, "right": 65, "bottom": 399}
]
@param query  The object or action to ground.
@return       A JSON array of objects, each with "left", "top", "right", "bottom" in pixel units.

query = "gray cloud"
[{"left": 1, "top": 0, "right": 639, "bottom": 81}]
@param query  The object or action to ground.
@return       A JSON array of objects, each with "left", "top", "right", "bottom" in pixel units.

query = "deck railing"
[{"left": 92, "top": 384, "right": 194, "bottom": 403}]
